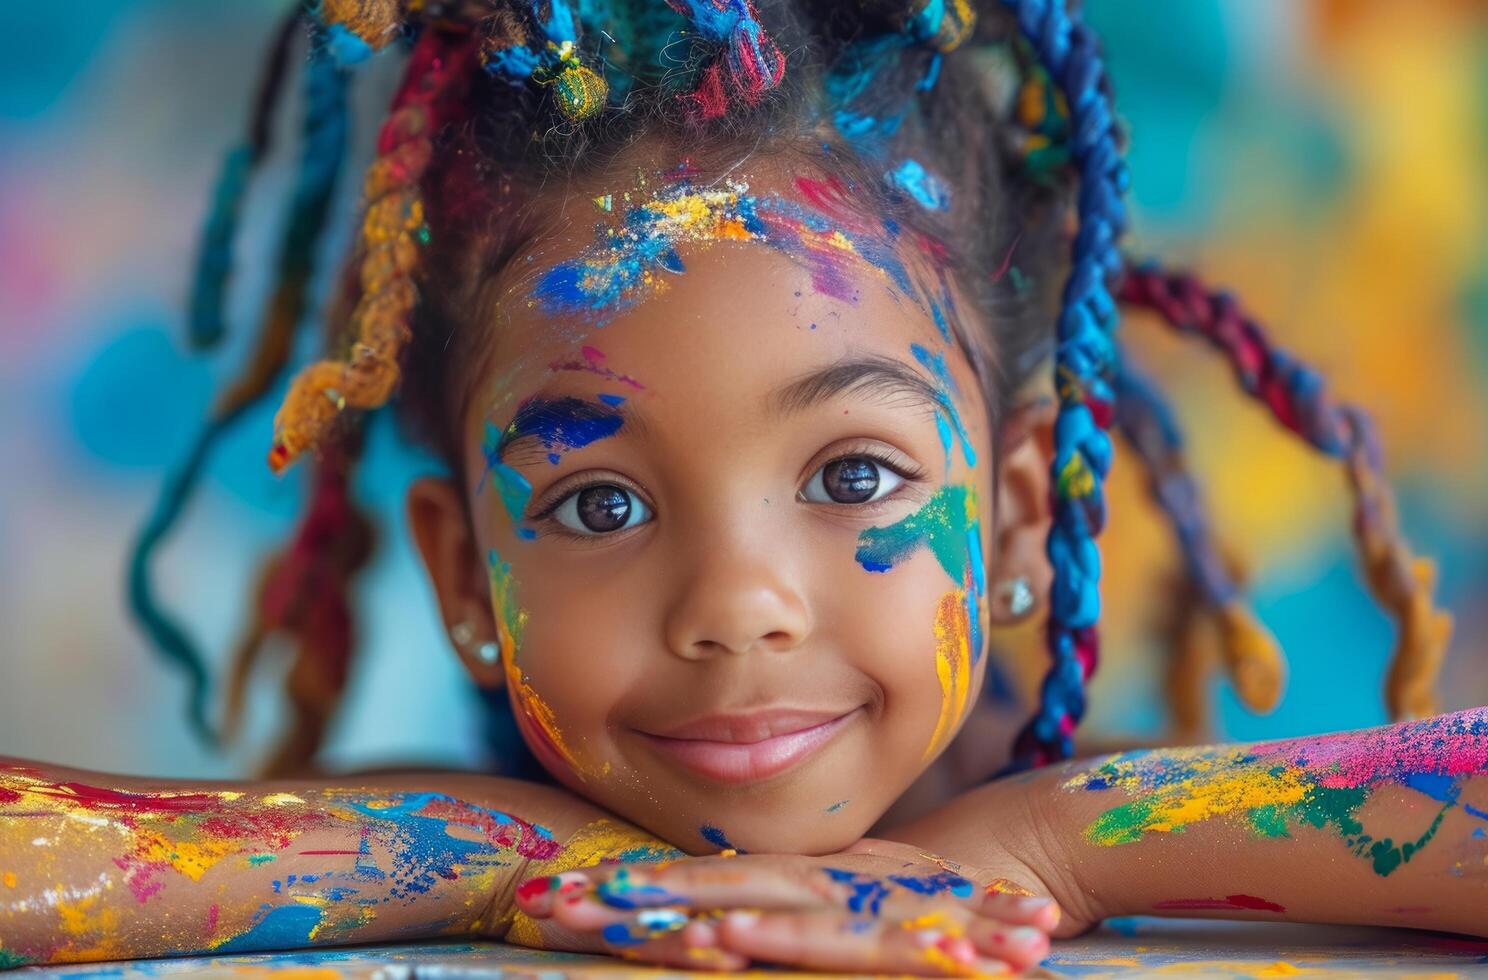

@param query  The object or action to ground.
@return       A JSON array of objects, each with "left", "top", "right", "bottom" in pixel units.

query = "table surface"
[{"left": 19, "top": 918, "right": 1488, "bottom": 979}]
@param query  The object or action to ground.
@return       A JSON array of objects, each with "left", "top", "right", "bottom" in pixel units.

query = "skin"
[
  {"left": 5, "top": 150, "right": 1484, "bottom": 974},
  {"left": 407, "top": 152, "right": 1053, "bottom": 857}
]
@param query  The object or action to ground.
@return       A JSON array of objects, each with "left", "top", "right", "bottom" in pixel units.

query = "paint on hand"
[
  {"left": 595, "top": 866, "right": 691, "bottom": 910},
  {"left": 505, "top": 819, "right": 684, "bottom": 945},
  {"left": 528, "top": 172, "right": 914, "bottom": 326},
  {"left": 602, "top": 907, "right": 689, "bottom": 946},
  {"left": 1067, "top": 707, "right": 1488, "bottom": 877}
]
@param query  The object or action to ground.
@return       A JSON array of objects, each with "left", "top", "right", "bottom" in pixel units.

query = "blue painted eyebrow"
[{"left": 495, "top": 395, "right": 633, "bottom": 466}]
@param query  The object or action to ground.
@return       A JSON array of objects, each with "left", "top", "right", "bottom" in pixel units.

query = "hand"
[{"left": 510, "top": 840, "right": 1060, "bottom": 975}]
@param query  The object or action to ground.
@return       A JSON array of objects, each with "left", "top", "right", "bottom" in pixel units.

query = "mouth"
[{"left": 633, "top": 707, "right": 864, "bottom": 785}]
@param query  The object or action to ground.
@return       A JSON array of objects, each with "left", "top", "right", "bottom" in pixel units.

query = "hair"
[{"left": 129, "top": 0, "right": 1453, "bottom": 777}]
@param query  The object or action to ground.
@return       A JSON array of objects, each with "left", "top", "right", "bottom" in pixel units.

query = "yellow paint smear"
[{"left": 925, "top": 589, "right": 972, "bottom": 761}]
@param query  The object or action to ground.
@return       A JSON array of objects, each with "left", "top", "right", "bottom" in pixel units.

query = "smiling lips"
[{"left": 636, "top": 707, "right": 862, "bottom": 784}]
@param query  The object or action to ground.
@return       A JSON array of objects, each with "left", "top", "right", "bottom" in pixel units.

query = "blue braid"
[
  {"left": 187, "top": 10, "right": 303, "bottom": 349},
  {"left": 482, "top": 0, "right": 610, "bottom": 120},
  {"left": 1000, "top": 0, "right": 1129, "bottom": 771},
  {"left": 130, "top": 34, "right": 351, "bottom": 749}
]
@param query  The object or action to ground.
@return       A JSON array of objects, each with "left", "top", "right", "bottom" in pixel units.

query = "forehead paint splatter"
[
  {"left": 1066, "top": 708, "right": 1488, "bottom": 877},
  {"left": 502, "top": 395, "right": 624, "bottom": 465},
  {"left": 487, "top": 549, "right": 607, "bottom": 783},
  {"left": 528, "top": 172, "right": 914, "bottom": 326},
  {"left": 911, "top": 342, "right": 976, "bottom": 469},
  {"left": 549, "top": 345, "right": 647, "bottom": 390}
]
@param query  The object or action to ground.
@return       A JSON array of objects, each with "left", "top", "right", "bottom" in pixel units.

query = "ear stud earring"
[
  {"left": 475, "top": 641, "right": 501, "bottom": 665},
  {"left": 450, "top": 620, "right": 475, "bottom": 647},
  {"left": 996, "top": 576, "right": 1035, "bottom": 618}
]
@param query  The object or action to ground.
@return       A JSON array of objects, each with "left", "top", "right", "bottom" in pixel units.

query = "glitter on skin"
[
  {"left": 927, "top": 589, "right": 973, "bottom": 760},
  {"left": 528, "top": 172, "right": 915, "bottom": 326},
  {"left": 1066, "top": 708, "right": 1488, "bottom": 877},
  {"left": 0, "top": 768, "right": 561, "bottom": 963},
  {"left": 486, "top": 550, "right": 607, "bottom": 783}
]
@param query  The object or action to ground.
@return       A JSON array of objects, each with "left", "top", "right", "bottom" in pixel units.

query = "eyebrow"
[
  {"left": 494, "top": 394, "right": 640, "bottom": 466},
  {"left": 770, "top": 356, "right": 947, "bottom": 418}
]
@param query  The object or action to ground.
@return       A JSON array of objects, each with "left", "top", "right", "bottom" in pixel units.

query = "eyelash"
[{"left": 524, "top": 445, "right": 927, "bottom": 540}]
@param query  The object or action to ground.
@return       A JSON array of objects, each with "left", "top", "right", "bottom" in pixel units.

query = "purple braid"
[
  {"left": 1114, "top": 357, "right": 1285, "bottom": 718},
  {"left": 1001, "top": 0, "right": 1130, "bottom": 771},
  {"left": 1120, "top": 261, "right": 1454, "bottom": 721}
]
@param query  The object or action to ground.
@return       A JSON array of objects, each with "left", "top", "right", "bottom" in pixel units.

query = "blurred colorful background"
[{"left": 1, "top": 1, "right": 1485, "bottom": 778}]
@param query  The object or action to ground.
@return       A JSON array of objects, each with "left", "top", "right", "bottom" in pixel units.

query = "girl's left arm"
[{"left": 882, "top": 706, "right": 1488, "bottom": 938}]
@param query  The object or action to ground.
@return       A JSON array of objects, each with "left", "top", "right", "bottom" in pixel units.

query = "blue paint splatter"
[
  {"left": 824, "top": 868, "right": 891, "bottom": 916},
  {"left": 825, "top": 799, "right": 849, "bottom": 813},
  {"left": 1403, "top": 771, "right": 1461, "bottom": 804},
  {"left": 699, "top": 824, "right": 744, "bottom": 852},
  {"left": 910, "top": 342, "right": 976, "bottom": 468},
  {"left": 213, "top": 904, "right": 323, "bottom": 954},
  {"left": 888, "top": 871, "right": 974, "bottom": 899},
  {"left": 886, "top": 159, "right": 950, "bottom": 212},
  {"left": 597, "top": 393, "right": 626, "bottom": 407}
]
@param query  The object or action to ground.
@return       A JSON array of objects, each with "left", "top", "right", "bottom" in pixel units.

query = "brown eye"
[
  {"left": 553, "top": 484, "right": 651, "bottom": 535},
  {"left": 800, "top": 456, "right": 903, "bottom": 505}
]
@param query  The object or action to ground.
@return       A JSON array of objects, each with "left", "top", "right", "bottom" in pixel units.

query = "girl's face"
[{"left": 411, "top": 159, "right": 1047, "bottom": 854}]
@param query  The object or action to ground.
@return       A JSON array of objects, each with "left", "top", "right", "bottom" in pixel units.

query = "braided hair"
[{"left": 132, "top": 0, "right": 1452, "bottom": 776}]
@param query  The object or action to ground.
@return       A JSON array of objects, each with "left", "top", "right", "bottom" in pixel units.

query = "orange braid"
[{"left": 269, "top": 27, "right": 478, "bottom": 474}]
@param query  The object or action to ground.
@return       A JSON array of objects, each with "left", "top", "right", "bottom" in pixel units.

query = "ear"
[
  {"left": 407, "top": 475, "right": 504, "bottom": 687},
  {"left": 988, "top": 397, "right": 1056, "bottom": 625}
]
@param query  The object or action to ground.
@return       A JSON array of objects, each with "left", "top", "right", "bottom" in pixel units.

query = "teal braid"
[
  {"left": 188, "top": 9, "right": 303, "bottom": 349},
  {"left": 1002, "top": 0, "right": 1129, "bottom": 771},
  {"left": 129, "top": 32, "right": 351, "bottom": 748}
]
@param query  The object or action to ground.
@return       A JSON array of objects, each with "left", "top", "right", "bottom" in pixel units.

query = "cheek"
[{"left": 487, "top": 549, "right": 641, "bottom": 784}]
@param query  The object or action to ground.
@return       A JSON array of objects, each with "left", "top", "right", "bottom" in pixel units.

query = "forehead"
[{"left": 471, "top": 165, "right": 973, "bottom": 421}]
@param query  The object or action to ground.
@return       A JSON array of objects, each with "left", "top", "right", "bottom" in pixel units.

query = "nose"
[{"left": 663, "top": 522, "right": 811, "bottom": 660}]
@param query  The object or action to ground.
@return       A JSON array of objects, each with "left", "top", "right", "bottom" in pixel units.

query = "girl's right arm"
[{"left": 0, "top": 759, "right": 677, "bottom": 968}]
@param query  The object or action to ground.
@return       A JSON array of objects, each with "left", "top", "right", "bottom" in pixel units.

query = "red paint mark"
[
  {"left": 0, "top": 788, "right": 20, "bottom": 805},
  {"left": 516, "top": 876, "right": 553, "bottom": 903},
  {"left": 1153, "top": 894, "right": 1285, "bottom": 913},
  {"left": 989, "top": 232, "right": 1023, "bottom": 284},
  {"left": 298, "top": 849, "right": 363, "bottom": 856},
  {"left": 32, "top": 782, "right": 230, "bottom": 814},
  {"left": 549, "top": 346, "right": 646, "bottom": 391}
]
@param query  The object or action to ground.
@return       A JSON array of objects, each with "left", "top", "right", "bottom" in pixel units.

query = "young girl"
[{"left": 3, "top": 0, "right": 1483, "bottom": 974}]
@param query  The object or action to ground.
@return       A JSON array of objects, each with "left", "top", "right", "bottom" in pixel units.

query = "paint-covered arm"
[
  {"left": 0, "top": 759, "right": 678, "bottom": 967},
  {"left": 882, "top": 707, "right": 1488, "bottom": 938}
]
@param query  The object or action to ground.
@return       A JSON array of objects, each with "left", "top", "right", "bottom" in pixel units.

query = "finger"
[
  {"left": 718, "top": 908, "right": 1012, "bottom": 977},
  {"left": 589, "top": 859, "right": 832, "bottom": 913},
  {"left": 966, "top": 920, "right": 1051, "bottom": 974},
  {"left": 514, "top": 870, "right": 594, "bottom": 918},
  {"left": 601, "top": 916, "right": 749, "bottom": 971},
  {"left": 977, "top": 891, "right": 1062, "bottom": 933}
]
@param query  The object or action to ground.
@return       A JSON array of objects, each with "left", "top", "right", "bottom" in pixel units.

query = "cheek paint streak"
[
  {"left": 1067, "top": 707, "right": 1488, "bottom": 877},
  {"left": 699, "top": 824, "right": 744, "bottom": 853},
  {"left": 486, "top": 550, "right": 606, "bottom": 783},
  {"left": 927, "top": 589, "right": 973, "bottom": 761}
]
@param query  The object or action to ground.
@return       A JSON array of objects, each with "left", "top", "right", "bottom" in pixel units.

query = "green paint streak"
[
  {"left": 247, "top": 853, "right": 276, "bottom": 866},
  {"left": 483, "top": 421, "right": 534, "bottom": 531},
  {"left": 488, "top": 548, "right": 526, "bottom": 648},
  {"left": 1357, "top": 801, "right": 1453, "bottom": 877},
  {"left": 1247, "top": 804, "right": 1291, "bottom": 838},
  {"left": 855, "top": 484, "right": 972, "bottom": 580},
  {"left": 0, "top": 949, "right": 32, "bottom": 968},
  {"left": 1292, "top": 785, "right": 1367, "bottom": 838},
  {"left": 1084, "top": 798, "right": 1161, "bottom": 847}
]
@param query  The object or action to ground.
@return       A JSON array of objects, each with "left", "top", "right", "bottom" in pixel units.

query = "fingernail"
[
  {"left": 723, "top": 910, "right": 760, "bottom": 929},
  {"left": 1012, "top": 896, "right": 1052, "bottom": 912},
  {"left": 974, "top": 957, "right": 1013, "bottom": 976},
  {"left": 1008, "top": 926, "right": 1046, "bottom": 947},
  {"left": 516, "top": 876, "right": 554, "bottom": 903}
]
